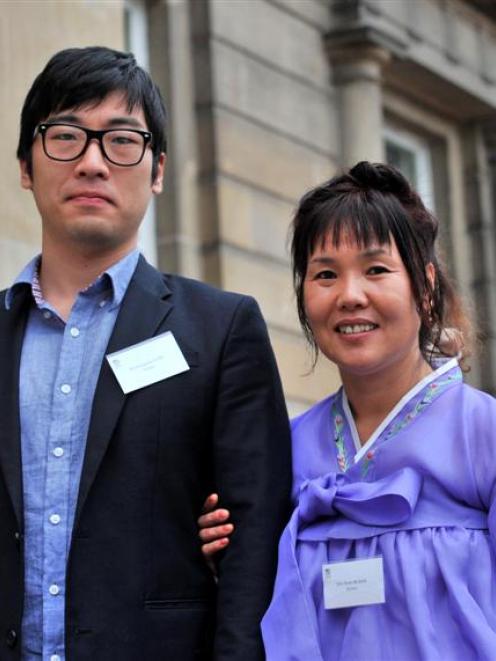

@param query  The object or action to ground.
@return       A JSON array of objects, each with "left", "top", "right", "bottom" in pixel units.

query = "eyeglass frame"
[{"left": 35, "top": 122, "right": 153, "bottom": 167}]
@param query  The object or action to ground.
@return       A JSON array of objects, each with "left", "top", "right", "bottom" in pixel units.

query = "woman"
[{"left": 199, "top": 161, "right": 496, "bottom": 660}]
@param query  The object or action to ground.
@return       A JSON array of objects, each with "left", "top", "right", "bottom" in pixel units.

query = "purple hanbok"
[{"left": 262, "top": 358, "right": 496, "bottom": 660}]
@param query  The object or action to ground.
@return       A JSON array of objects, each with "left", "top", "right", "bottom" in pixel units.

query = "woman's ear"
[
  {"left": 426, "top": 262, "right": 435, "bottom": 290},
  {"left": 422, "top": 262, "right": 436, "bottom": 324}
]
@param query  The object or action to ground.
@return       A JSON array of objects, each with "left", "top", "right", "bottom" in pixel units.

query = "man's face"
[{"left": 19, "top": 91, "right": 165, "bottom": 256}]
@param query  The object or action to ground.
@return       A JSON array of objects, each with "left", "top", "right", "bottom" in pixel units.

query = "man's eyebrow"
[
  {"left": 45, "top": 113, "right": 79, "bottom": 124},
  {"left": 44, "top": 114, "right": 146, "bottom": 129},
  {"left": 106, "top": 116, "right": 146, "bottom": 129}
]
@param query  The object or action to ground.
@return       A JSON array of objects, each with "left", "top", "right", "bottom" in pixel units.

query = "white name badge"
[
  {"left": 322, "top": 557, "right": 385, "bottom": 610},
  {"left": 106, "top": 331, "right": 190, "bottom": 394}
]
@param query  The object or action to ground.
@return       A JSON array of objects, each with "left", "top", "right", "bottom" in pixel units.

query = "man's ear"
[
  {"left": 19, "top": 160, "right": 33, "bottom": 190},
  {"left": 151, "top": 153, "right": 166, "bottom": 195}
]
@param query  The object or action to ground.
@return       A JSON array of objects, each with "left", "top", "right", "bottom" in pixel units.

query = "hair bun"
[{"left": 350, "top": 161, "right": 410, "bottom": 197}]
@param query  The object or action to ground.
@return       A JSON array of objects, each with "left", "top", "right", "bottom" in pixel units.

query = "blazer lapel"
[
  {"left": 0, "top": 289, "right": 30, "bottom": 528},
  {"left": 74, "top": 258, "right": 173, "bottom": 524}
]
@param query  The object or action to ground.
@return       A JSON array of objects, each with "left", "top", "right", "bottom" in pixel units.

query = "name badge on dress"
[
  {"left": 322, "top": 557, "right": 385, "bottom": 609},
  {"left": 106, "top": 331, "right": 190, "bottom": 394}
]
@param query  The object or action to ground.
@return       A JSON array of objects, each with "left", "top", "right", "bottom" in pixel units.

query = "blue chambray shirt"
[{"left": 6, "top": 249, "right": 140, "bottom": 661}]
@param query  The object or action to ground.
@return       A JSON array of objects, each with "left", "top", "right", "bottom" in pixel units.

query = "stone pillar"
[
  {"left": 463, "top": 122, "right": 496, "bottom": 394},
  {"left": 328, "top": 45, "right": 390, "bottom": 167},
  {"left": 148, "top": 0, "right": 206, "bottom": 280}
]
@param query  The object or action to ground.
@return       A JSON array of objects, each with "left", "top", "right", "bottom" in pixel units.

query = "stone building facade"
[{"left": 2, "top": 0, "right": 496, "bottom": 412}]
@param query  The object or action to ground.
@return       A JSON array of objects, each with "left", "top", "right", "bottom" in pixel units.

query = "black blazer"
[{"left": 0, "top": 257, "right": 292, "bottom": 660}]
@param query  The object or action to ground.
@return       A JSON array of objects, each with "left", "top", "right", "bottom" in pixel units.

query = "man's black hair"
[{"left": 17, "top": 46, "right": 167, "bottom": 180}]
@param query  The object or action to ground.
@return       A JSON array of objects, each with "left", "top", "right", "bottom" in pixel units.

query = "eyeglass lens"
[{"left": 43, "top": 125, "right": 146, "bottom": 165}]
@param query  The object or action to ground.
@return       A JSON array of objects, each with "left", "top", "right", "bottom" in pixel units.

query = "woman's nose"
[{"left": 336, "top": 275, "right": 368, "bottom": 309}]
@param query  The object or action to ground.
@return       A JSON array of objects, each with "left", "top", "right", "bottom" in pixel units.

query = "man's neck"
[{"left": 39, "top": 242, "right": 136, "bottom": 321}]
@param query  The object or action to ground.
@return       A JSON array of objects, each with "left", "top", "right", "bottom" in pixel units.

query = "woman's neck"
[{"left": 342, "top": 354, "right": 433, "bottom": 445}]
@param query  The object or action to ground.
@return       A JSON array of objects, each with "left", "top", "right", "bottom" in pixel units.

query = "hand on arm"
[{"left": 198, "top": 493, "right": 234, "bottom": 560}]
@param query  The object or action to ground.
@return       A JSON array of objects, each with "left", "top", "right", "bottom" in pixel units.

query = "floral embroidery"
[
  {"left": 361, "top": 451, "right": 374, "bottom": 478},
  {"left": 382, "top": 373, "right": 461, "bottom": 443},
  {"left": 332, "top": 402, "right": 349, "bottom": 472},
  {"left": 331, "top": 368, "right": 462, "bottom": 479}
]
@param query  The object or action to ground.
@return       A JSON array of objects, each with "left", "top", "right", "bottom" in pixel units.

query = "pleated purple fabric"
[{"left": 262, "top": 360, "right": 496, "bottom": 660}]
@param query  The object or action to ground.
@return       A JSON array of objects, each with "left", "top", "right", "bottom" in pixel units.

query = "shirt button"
[
  {"left": 51, "top": 655, "right": 61, "bottom": 661},
  {"left": 49, "top": 514, "right": 61, "bottom": 525},
  {"left": 43, "top": 310, "right": 51, "bottom": 320},
  {"left": 49, "top": 584, "right": 60, "bottom": 596},
  {"left": 99, "top": 299, "right": 108, "bottom": 308},
  {"left": 70, "top": 327, "right": 80, "bottom": 337},
  {"left": 60, "top": 384, "right": 71, "bottom": 394},
  {"left": 53, "top": 447, "right": 64, "bottom": 457}
]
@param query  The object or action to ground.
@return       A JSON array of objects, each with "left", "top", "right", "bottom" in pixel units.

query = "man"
[{"left": 0, "top": 46, "right": 292, "bottom": 661}]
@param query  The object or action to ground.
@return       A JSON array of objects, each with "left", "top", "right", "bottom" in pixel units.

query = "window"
[{"left": 384, "top": 126, "right": 435, "bottom": 211}]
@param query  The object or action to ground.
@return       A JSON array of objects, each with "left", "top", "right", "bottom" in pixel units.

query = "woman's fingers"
[
  {"left": 202, "top": 493, "right": 219, "bottom": 513},
  {"left": 202, "top": 537, "right": 230, "bottom": 558},
  {"left": 198, "top": 508, "right": 230, "bottom": 529},
  {"left": 199, "top": 523, "right": 234, "bottom": 543}
]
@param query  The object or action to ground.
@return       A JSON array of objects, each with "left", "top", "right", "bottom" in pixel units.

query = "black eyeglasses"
[{"left": 36, "top": 123, "right": 153, "bottom": 166}]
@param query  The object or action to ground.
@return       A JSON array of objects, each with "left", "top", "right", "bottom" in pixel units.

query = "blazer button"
[{"left": 5, "top": 629, "right": 17, "bottom": 648}]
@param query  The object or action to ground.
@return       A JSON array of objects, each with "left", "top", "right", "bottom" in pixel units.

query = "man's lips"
[{"left": 67, "top": 192, "right": 115, "bottom": 205}]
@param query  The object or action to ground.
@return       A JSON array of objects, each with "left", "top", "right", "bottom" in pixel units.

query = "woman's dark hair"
[
  {"left": 292, "top": 161, "right": 472, "bottom": 366},
  {"left": 17, "top": 46, "right": 167, "bottom": 181}
]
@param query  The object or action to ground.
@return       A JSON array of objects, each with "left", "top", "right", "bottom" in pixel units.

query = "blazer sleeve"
[{"left": 212, "top": 295, "right": 293, "bottom": 660}]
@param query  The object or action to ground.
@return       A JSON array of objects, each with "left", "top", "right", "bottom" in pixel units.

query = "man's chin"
[{"left": 68, "top": 226, "right": 134, "bottom": 254}]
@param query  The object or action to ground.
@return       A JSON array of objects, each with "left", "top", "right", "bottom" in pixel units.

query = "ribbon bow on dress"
[
  {"left": 297, "top": 467, "right": 423, "bottom": 539},
  {"left": 261, "top": 467, "right": 423, "bottom": 661}
]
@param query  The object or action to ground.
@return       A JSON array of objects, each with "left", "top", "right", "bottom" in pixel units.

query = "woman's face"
[{"left": 304, "top": 233, "right": 425, "bottom": 384}]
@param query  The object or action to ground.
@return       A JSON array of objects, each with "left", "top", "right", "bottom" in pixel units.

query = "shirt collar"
[
  {"left": 84, "top": 249, "right": 140, "bottom": 310},
  {"left": 5, "top": 256, "right": 39, "bottom": 310},
  {"left": 5, "top": 249, "right": 140, "bottom": 311}
]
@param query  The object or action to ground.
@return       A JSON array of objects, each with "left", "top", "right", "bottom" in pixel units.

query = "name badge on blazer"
[{"left": 106, "top": 331, "right": 190, "bottom": 394}]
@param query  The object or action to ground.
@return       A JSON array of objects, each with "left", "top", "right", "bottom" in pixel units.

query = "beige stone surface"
[
  {"left": 217, "top": 174, "right": 295, "bottom": 263},
  {"left": 365, "top": 0, "right": 496, "bottom": 109},
  {"left": 219, "top": 243, "right": 298, "bottom": 331},
  {"left": 212, "top": 38, "right": 337, "bottom": 153},
  {"left": 209, "top": 0, "right": 331, "bottom": 88},
  {"left": 215, "top": 107, "right": 336, "bottom": 202},
  {"left": 335, "top": 57, "right": 387, "bottom": 166},
  {"left": 269, "top": 0, "right": 331, "bottom": 30},
  {"left": 269, "top": 326, "right": 342, "bottom": 407},
  {"left": 0, "top": 237, "right": 40, "bottom": 289}
]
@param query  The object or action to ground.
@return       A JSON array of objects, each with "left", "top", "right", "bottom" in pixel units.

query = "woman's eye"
[
  {"left": 315, "top": 270, "right": 336, "bottom": 280},
  {"left": 368, "top": 265, "right": 390, "bottom": 275}
]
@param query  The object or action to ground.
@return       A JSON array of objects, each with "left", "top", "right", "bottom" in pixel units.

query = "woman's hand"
[{"left": 198, "top": 493, "right": 234, "bottom": 561}]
